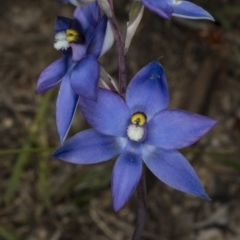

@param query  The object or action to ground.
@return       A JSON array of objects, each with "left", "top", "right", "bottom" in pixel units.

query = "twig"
[{"left": 107, "top": 0, "right": 128, "bottom": 97}]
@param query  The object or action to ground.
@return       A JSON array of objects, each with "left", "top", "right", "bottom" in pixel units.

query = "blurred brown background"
[{"left": 1, "top": 0, "right": 240, "bottom": 239}]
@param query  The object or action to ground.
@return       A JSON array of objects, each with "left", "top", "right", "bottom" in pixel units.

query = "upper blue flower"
[
  {"left": 141, "top": 0, "right": 214, "bottom": 20},
  {"left": 60, "top": 0, "right": 214, "bottom": 21},
  {"left": 36, "top": 2, "right": 114, "bottom": 143},
  {"left": 52, "top": 60, "right": 217, "bottom": 211}
]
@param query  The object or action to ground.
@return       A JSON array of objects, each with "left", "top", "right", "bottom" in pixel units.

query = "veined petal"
[
  {"left": 56, "top": 69, "right": 79, "bottom": 143},
  {"left": 126, "top": 60, "right": 169, "bottom": 120},
  {"left": 142, "top": 145, "right": 210, "bottom": 199},
  {"left": 88, "top": 15, "right": 113, "bottom": 58},
  {"left": 141, "top": 0, "right": 173, "bottom": 19},
  {"left": 55, "top": 16, "right": 72, "bottom": 33},
  {"left": 36, "top": 57, "right": 67, "bottom": 94},
  {"left": 52, "top": 129, "right": 126, "bottom": 164},
  {"left": 169, "top": 0, "right": 214, "bottom": 20},
  {"left": 70, "top": 54, "right": 99, "bottom": 100},
  {"left": 112, "top": 142, "right": 142, "bottom": 211},
  {"left": 79, "top": 88, "right": 131, "bottom": 137},
  {"left": 73, "top": 3, "right": 100, "bottom": 41},
  {"left": 145, "top": 110, "right": 217, "bottom": 149}
]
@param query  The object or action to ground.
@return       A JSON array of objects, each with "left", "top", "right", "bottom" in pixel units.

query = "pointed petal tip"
[
  {"left": 50, "top": 151, "right": 58, "bottom": 159},
  {"left": 204, "top": 13, "right": 215, "bottom": 22},
  {"left": 185, "top": 12, "right": 214, "bottom": 21},
  {"left": 207, "top": 118, "right": 218, "bottom": 130},
  {"left": 113, "top": 201, "right": 122, "bottom": 212},
  {"left": 171, "top": 1, "right": 214, "bottom": 22},
  {"left": 35, "top": 82, "right": 47, "bottom": 95},
  {"left": 35, "top": 83, "right": 49, "bottom": 94},
  {"left": 204, "top": 194, "right": 211, "bottom": 201},
  {"left": 112, "top": 191, "right": 128, "bottom": 212},
  {"left": 172, "top": 13, "right": 214, "bottom": 21},
  {"left": 50, "top": 145, "right": 64, "bottom": 158},
  {"left": 35, "top": 89, "right": 41, "bottom": 95},
  {"left": 188, "top": 189, "right": 211, "bottom": 201},
  {"left": 50, "top": 144, "right": 65, "bottom": 159},
  {"left": 198, "top": 189, "right": 211, "bottom": 201},
  {"left": 113, "top": 205, "right": 122, "bottom": 212},
  {"left": 184, "top": 185, "right": 211, "bottom": 201}
]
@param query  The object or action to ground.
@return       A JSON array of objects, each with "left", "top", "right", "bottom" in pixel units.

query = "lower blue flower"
[{"left": 52, "top": 60, "right": 217, "bottom": 211}]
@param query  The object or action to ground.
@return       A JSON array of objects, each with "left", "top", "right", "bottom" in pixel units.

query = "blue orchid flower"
[
  {"left": 36, "top": 2, "right": 114, "bottom": 143},
  {"left": 60, "top": 0, "right": 213, "bottom": 21},
  {"left": 52, "top": 60, "right": 216, "bottom": 211},
  {"left": 141, "top": 0, "right": 214, "bottom": 20}
]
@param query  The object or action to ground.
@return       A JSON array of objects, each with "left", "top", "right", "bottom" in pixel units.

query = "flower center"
[
  {"left": 66, "top": 29, "right": 82, "bottom": 42},
  {"left": 54, "top": 29, "right": 84, "bottom": 50},
  {"left": 131, "top": 112, "right": 146, "bottom": 126},
  {"left": 127, "top": 112, "right": 147, "bottom": 142}
]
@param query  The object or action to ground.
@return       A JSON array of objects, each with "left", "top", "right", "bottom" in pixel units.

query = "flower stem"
[
  {"left": 132, "top": 168, "right": 147, "bottom": 240},
  {"left": 107, "top": 0, "right": 128, "bottom": 97}
]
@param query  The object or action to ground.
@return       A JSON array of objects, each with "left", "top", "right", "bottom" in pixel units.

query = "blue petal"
[
  {"left": 87, "top": 15, "right": 108, "bottom": 58},
  {"left": 70, "top": 54, "right": 99, "bottom": 100},
  {"left": 70, "top": 43, "right": 87, "bottom": 61},
  {"left": 73, "top": 3, "right": 100, "bottom": 42},
  {"left": 126, "top": 60, "right": 169, "bottom": 120},
  {"left": 55, "top": 16, "right": 72, "bottom": 33},
  {"left": 79, "top": 88, "right": 131, "bottom": 137},
  {"left": 112, "top": 142, "right": 142, "bottom": 211},
  {"left": 141, "top": 0, "right": 173, "bottom": 19},
  {"left": 56, "top": 68, "right": 79, "bottom": 143},
  {"left": 168, "top": 0, "right": 214, "bottom": 20},
  {"left": 145, "top": 110, "right": 217, "bottom": 149},
  {"left": 52, "top": 129, "right": 125, "bottom": 164},
  {"left": 36, "top": 57, "right": 67, "bottom": 94},
  {"left": 142, "top": 145, "right": 210, "bottom": 199}
]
